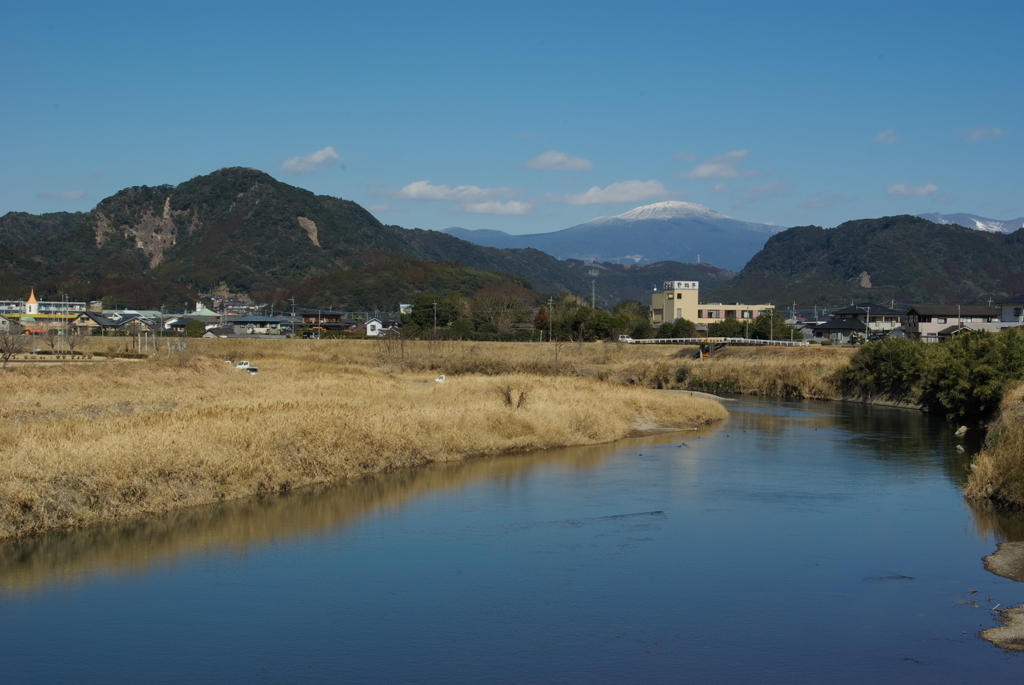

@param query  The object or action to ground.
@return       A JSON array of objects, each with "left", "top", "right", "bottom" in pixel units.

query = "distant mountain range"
[
  {"left": 441, "top": 201, "right": 784, "bottom": 272},
  {"left": 708, "top": 215, "right": 1024, "bottom": 306},
  {"left": 916, "top": 212, "right": 1024, "bottom": 234},
  {"left": 0, "top": 168, "right": 734, "bottom": 310}
]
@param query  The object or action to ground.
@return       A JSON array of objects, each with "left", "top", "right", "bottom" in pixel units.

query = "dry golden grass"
[
  {"left": 0, "top": 339, "right": 726, "bottom": 539},
  {"left": 677, "top": 345, "right": 853, "bottom": 398},
  {"left": 965, "top": 381, "right": 1024, "bottom": 507}
]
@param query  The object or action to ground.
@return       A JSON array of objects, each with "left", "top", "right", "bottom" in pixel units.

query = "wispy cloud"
[
  {"left": 733, "top": 181, "right": 793, "bottom": 209},
  {"left": 280, "top": 146, "right": 341, "bottom": 174},
  {"left": 396, "top": 180, "right": 519, "bottom": 203},
  {"left": 802, "top": 193, "right": 844, "bottom": 209},
  {"left": 526, "top": 151, "right": 593, "bottom": 171},
  {"left": 963, "top": 126, "right": 1005, "bottom": 142},
  {"left": 674, "top": 151, "right": 697, "bottom": 161},
  {"left": 395, "top": 180, "right": 529, "bottom": 214},
  {"left": 874, "top": 129, "right": 899, "bottom": 145},
  {"left": 39, "top": 190, "right": 87, "bottom": 201},
  {"left": 462, "top": 200, "right": 533, "bottom": 215},
  {"left": 559, "top": 180, "right": 668, "bottom": 205},
  {"left": 684, "top": 150, "right": 760, "bottom": 179},
  {"left": 887, "top": 183, "right": 938, "bottom": 197},
  {"left": 518, "top": 132, "right": 537, "bottom": 139},
  {"left": 711, "top": 183, "right": 726, "bottom": 193}
]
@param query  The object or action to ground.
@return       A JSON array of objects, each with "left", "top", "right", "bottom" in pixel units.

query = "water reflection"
[
  {"left": 0, "top": 430, "right": 709, "bottom": 596},
  {"left": 727, "top": 396, "right": 980, "bottom": 484},
  {"left": 967, "top": 499, "right": 1024, "bottom": 543}
]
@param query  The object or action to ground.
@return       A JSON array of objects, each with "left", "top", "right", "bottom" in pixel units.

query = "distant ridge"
[
  {"left": 708, "top": 214, "right": 1024, "bottom": 306},
  {"left": 916, "top": 212, "right": 1024, "bottom": 234},
  {"left": 441, "top": 201, "right": 783, "bottom": 272}
]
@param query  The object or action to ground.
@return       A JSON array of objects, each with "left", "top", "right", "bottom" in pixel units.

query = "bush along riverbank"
[{"left": 834, "top": 330, "right": 1024, "bottom": 507}]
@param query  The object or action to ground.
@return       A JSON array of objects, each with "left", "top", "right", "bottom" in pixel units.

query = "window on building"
[
  {"left": 667, "top": 294, "right": 674, "bottom": 299},
  {"left": 725, "top": 310, "right": 736, "bottom": 318},
  {"left": 963, "top": 317, "right": 973, "bottom": 323},
  {"left": 1014, "top": 307, "right": 1022, "bottom": 318},
  {"left": 741, "top": 310, "right": 753, "bottom": 319},
  {"left": 937, "top": 318, "right": 947, "bottom": 324},
  {"left": 707, "top": 310, "right": 720, "bottom": 319},
  {"left": 676, "top": 308, "right": 682, "bottom": 319}
]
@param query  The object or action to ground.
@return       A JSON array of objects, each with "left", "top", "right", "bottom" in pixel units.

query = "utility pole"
[
  {"left": 433, "top": 301, "right": 437, "bottom": 329},
  {"left": 290, "top": 297, "right": 296, "bottom": 317},
  {"left": 588, "top": 269, "right": 599, "bottom": 309},
  {"left": 548, "top": 296, "right": 554, "bottom": 341}
]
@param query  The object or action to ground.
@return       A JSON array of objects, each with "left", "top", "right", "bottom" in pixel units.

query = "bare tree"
[
  {"left": 0, "top": 326, "right": 28, "bottom": 369},
  {"left": 473, "top": 284, "right": 533, "bottom": 334},
  {"left": 45, "top": 328, "right": 59, "bottom": 353},
  {"left": 66, "top": 325, "right": 85, "bottom": 354}
]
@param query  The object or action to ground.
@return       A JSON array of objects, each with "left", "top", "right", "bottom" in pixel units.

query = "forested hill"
[
  {"left": 707, "top": 215, "right": 1024, "bottom": 306},
  {"left": 0, "top": 167, "right": 734, "bottom": 310}
]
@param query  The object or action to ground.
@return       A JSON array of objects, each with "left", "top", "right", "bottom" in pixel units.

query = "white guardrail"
[{"left": 625, "top": 336, "right": 809, "bottom": 347}]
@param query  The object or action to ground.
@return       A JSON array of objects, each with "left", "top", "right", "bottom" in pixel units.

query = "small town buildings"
[
  {"left": 299, "top": 310, "right": 358, "bottom": 334},
  {"left": 811, "top": 303, "right": 905, "bottom": 344},
  {"left": 0, "top": 290, "right": 88, "bottom": 333},
  {"left": 228, "top": 315, "right": 295, "bottom": 336},
  {"left": 366, "top": 316, "right": 402, "bottom": 337},
  {"left": 903, "top": 304, "right": 1001, "bottom": 342},
  {"left": 994, "top": 296, "right": 1024, "bottom": 330},
  {"left": 651, "top": 280, "right": 773, "bottom": 329}
]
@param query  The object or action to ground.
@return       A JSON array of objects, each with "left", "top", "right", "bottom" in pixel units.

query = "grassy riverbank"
[
  {"left": 0, "top": 339, "right": 727, "bottom": 540},
  {"left": 965, "top": 381, "right": 1024, "bottom": 507}
]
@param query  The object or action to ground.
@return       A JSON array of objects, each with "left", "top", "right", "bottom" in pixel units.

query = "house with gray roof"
[{"left": 903, "top": 304, "right": 1001, "bottom": 342}]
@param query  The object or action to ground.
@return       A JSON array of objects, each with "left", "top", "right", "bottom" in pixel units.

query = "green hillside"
[
  {"left": 0, "top": 167, "right": 734, "bottom": 310},
  {"left": 708, "top": 215, "right": 1024, "bottom": 306}
]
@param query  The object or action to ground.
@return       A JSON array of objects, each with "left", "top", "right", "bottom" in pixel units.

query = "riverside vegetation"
[
  {"left": 8, "top": 330, "right": 1024, "bottom": 540},
  {"left": 834, "top": 330, "right": 1024, "bottom": 508},
  {"left": 0, "top": 338, "right": 728, "bottom": 540}
]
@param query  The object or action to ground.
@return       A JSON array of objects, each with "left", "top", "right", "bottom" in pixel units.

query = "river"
[{"left": 1, "top": 396, "right": 1023, "bottom": 684}]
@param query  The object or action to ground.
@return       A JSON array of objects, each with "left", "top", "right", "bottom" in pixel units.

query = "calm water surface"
[{"left": 2, "top": 397, "right": 1024, "bottom": 684}]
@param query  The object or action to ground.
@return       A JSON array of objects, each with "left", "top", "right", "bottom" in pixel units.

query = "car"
[
  {"left": 235, "top": 361, "right": 251, "bottom": 369},
  {"left": 618, "top": 335, "right": 635, "bottom": 343}
]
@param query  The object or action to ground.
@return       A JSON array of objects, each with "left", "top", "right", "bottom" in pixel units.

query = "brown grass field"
[{"left": 0, "top": 337, "right": 758, "bottom": 540}]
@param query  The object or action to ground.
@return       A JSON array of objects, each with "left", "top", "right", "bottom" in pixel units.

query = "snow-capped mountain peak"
[
  {"left": 605, "top": 201, "right": 730, "bottom": 222},
  {"left": 918, "top": 212, "right": 1024, "bottom": 234}
]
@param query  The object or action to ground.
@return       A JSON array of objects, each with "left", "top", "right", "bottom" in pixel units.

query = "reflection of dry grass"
[
  {"left": 965, "top": 382, "right": 1024, "bottom": 507},
  {"left": 0, "top": 341, "right": 726, "bottom": 540},
  {"left": 0, "top": 429, "right": 710, "bottom": 595}
]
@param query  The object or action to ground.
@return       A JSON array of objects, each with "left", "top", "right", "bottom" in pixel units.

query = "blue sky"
[{"left": 2, "top": 1, "right": 1020, "bottom": 235}]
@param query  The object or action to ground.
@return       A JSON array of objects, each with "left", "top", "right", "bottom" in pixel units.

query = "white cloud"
[
  {"left": 711, "top": 183, "right": 726, "bottom": 193},
  {"left": 280, "top": 146, "right": 341, "bottom": 174},
  {"left": 396, "top": 180, "right": 519, "bottom": 203},
  {"left": 733, "top": 181, "right": 793, "bottom": 209},
  {"left": 887, "top": 183, "right": 938, "bottom": 197},
  {"left": 684, "top": 150, "right": 760, "bottom": 179},
  {"left": 461, "top": 200, "right": 533, "bottom": 215},
  {"left": 964, "top": 126, "right": 1005, "bottom": 142},
  {"left": 525, "top": 151, "right": 593, "bottom": 171},
  {"left": 874, "top": 129, "right": 899, "bottom": 145},
  {"left": 39, "top": 190, "right": 87, "bottom": 201},
  {"left": 561, "top": 180, "right": 668, "bottom": 205}
]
